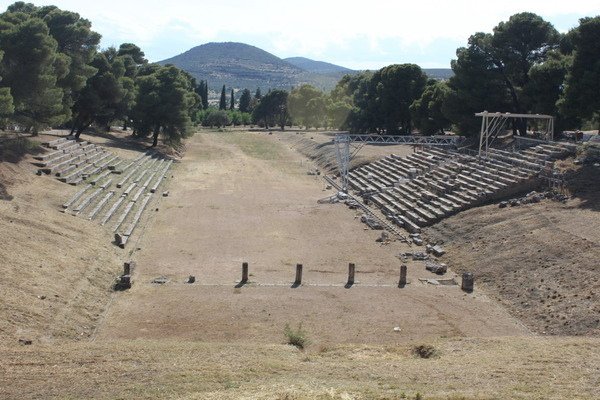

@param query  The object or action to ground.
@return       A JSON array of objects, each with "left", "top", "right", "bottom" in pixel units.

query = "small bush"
[
  {"left": 412, "top": 344, "right": 438, "bottom": 359},
  {"left": 284, "top": 323, "right": 309, "bottom": 349}
]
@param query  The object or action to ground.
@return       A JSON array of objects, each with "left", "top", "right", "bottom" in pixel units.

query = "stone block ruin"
[{"left": 34, "top": 136, "right": 173, "bottom": 248}]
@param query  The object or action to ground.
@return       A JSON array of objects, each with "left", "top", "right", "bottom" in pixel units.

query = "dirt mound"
[
  {"left": 428, "top": 187, "right": 600, "bottom": 335},
  {"left": 0, "top": 137, "right": 122, "bottom": 343}
]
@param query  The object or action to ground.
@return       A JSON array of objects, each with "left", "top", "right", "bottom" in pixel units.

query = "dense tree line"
[
  {"left": 1, "top": 3, "right": 598, "bottom": 141},
  {"left": 0, "top": 2, "right": 200, "bottom": 147},
  {"left": 329, "top": 12, "right": 600, "bottom": 136}
]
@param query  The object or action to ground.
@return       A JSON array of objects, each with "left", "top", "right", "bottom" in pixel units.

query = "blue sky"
[{"left": 1, "top": 0, "right": 598, "bottom": 69}]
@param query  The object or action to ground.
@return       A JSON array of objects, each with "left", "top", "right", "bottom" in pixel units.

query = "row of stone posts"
[{"left": 237, "top": 262, "right": 473, "bottom": 292}]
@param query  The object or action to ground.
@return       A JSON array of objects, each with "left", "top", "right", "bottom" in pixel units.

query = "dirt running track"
[{"left": 96, "top": 131, "right": 530, "bottom": 345}]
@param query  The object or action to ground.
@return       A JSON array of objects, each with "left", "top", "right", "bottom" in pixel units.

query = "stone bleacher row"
[
  {"left": 37, "top": 137, "right": 173, "bottom": 248},
  {"left": 35, "top": 137, "right": 120, "bottom": 185},
  {"left": 349, "top": 143, "right": 576, "bottom": 233}
]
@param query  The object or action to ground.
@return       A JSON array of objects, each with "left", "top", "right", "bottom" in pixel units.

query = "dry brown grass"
[
  {"left": 1, "top": 336, "right": 599, "bottom": 399},
  {"left": 0, "top": 138, "right": 122, "bottom": 342}
]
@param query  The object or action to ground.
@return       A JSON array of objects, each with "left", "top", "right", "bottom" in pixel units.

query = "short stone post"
[
  {"left": 461, "top": 272, "right": 474, "bottom": 293},
  {"left": 241, "top": 262, "right": 249, "bottom": 284},
  {"left": 123, "top": 261, "right": 136, "bottom": 276},
  {"left": 346, "top": 263, "right": 355, "bottom": 287},
  {"left": 294, "top": 263, "right": 303, "bottom": 286},
  {"left": 398, "top": 264, "right": 407, "bottom": 288}
]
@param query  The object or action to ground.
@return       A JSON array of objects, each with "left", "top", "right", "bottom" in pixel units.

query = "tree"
[
  {"left": 410, "top": 80, "right": 451, "bottom": 135},
  {"left": 252, "top": 89, "right": 289, "bottom": 130},
  {"left": 254, "top": 87, "right": 261, "bottom": 100},
  {"left": 230, "top": 88, "right": 234, "bottom": 110},
  {"left": 0, "top": 51, "right": 14, "bottom": 121},
  {"left": 131, "top": 65, "right": 199, "bottom": 147},
  {"left": 444, "top": 13, "right": 560, "bottom": 136},
  {"left": 219, "top": 85, "right": 227, "bottom": 110},
  {"left": 70, "top": 49, "right": 128, "bottom": 136},
  {"left": 288, "top": 84, "right": 325, "bottom": 129},
  {"left": 238, "top": 88, "right": 251, "bottom": 113},
  {"left": 196, "top": 80, "right": 209, "bottom": 110},
  {"left": 34, "top": 6, "right": 101, "bottom": 120},
  {"left": 0, "top": 12, "right": 67, "bottom": 133},
  {"left": 327, "top": 100, "right": 351, "bottom": 130},
  {"left": 559, "top": 16, "right": 600, "bottom": 129},
  {"left": 202, "top": 109, "right": 230, "bottom": 128},
  {"left": 329, "top": 72, "right": 372, "bottom": 132},
  {"left": 370, "top": 64, "right": 427, "bottom": 134},
  {"left": 203, "top": 81, "right": 208, "bottom": 109}
]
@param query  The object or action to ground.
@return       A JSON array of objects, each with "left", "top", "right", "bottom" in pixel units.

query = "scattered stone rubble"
[
  {"left": 499, "top": 190, "right": 570, "bottom": 208},
  {"left": 425, "top": 261, "right": 447, "bottom": 275},
  {"left": 360, "top": 214, "right": 383, "bottom": 230}
]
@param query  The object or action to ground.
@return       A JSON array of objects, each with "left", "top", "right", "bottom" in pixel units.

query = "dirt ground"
[
  {"left": 428, "top": 176, "right": 600, "bottom": 336},
  {"left": 2, "top": 128, "right": 599, "bottom": 399},
  {"left": 96, "top": 130, "right": 529, "bottom": 344}
]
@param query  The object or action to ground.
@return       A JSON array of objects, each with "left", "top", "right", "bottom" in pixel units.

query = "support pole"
[
  {"left": 398, "top": 264, "right": 407, "bottom": 288},
  {"left": 346, "top": 263, "right": 355, "bottom": 288}
]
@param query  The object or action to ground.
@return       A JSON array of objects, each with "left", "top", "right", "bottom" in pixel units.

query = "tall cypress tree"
[
  {"left": 203, "top": 81, "right": 208, "bottom": 109},
  {"left": 230, "top": 88, "right": 235, "bottom": 110},
  {"left": 254, "top": 87, "right": 262, "bottom": 100},
  {"left": 219, "top": 85, "right": 227, "bottom": 110}
]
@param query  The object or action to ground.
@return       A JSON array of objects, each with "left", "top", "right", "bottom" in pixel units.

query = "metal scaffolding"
[
  {"left": 476, "top": 111, "right": 554, "bottom": 157},
  {"left": 334, "top": 133, "right": 465, "bottom": 192}
]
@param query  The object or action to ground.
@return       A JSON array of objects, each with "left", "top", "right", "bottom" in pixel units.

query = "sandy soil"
[
  {"left": 96, "top": 130, "right": 529, "bottom": 344},
  {"left": 428, "top": 192, "right": 600, "bottom": 336},
  {"left": 0, "top": 136, "right": 122, "bottom": 342}
]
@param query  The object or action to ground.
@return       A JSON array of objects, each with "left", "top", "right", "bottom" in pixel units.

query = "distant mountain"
[
  {"left": 284, "top": 57, "right": 353, "bottom": 74},
  {"left": 159, "top": 42, "right": 453, "bottom": 93},
  {"left": 159, "top": 42, "right": 343, "bottom": 92},
  {"left": 423, "top": 68, "right": 454, "bottom": 80}
]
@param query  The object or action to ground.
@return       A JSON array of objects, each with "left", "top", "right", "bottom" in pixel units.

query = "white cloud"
[{"left": 1, "top": 0, "right": 598, "bottom": 66}]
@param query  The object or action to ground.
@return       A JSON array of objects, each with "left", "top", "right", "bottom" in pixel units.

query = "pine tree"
[
  {"left": 254, "top": 87, "right": 262, "bottom": 100},
  {"left": 230, "top": 88, "right": 235, "bottom": 110},
  {"left": 239, "top": 88, "right": 251, "bottom": 113},
  {"left": 219, "top": 85, "right": 227, "bottom": 110}
]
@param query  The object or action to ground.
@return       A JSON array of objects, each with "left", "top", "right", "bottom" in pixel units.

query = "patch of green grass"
[
  {"left": 284, "top": 323, "right": 310, "bottom": 349},
  {"left": 223, "top": 133, "right": 285, "bottom": 161}
]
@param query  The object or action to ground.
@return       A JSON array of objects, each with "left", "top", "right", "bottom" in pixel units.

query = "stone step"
[
  {"left": 43, "top": 137, "right": 68, "bottom": 148},
  {"left": 89, "top": 170, "right": 112, "bottom": 186},
  {"left": 122, "top": 194, "right": 152, "bottom": 237},
  {"left": 62, "top": 184, "right": 92, "bottom": 209},
  {"left": 113, "top": 201, "right": 135, "bottom": 232},
  {"left": 88, "top": 191, "right": 115, "bottom": 220},
  {"left": 100, "top": 195, "right": 125, "bottom": 226},
  {"left": 72, "top": 188, "right": 103, "bottom": 214}
]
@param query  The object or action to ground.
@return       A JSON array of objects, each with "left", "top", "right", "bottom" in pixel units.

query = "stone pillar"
[
  {"left": 347, "top": 263, "right": 355, "bottom": 287},
  {"left": 294, "top": 263, "right": 303, "bottom": 286},
  {"left": 241, "top": 262, "right": 249, "bottom": 284},
  {"left": 461, "top": 272, "right": 474, "bottom": 292},
  {"left": 123, "top": 261, "right": 136, "bottom": 276},
  {"left": 398, "top": 264, "right": 407, "bottom": 288}
]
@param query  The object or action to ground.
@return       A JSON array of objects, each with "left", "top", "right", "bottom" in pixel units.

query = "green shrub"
[{"left": 284, "top": 323, "right": 309, "bottom": 349}]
